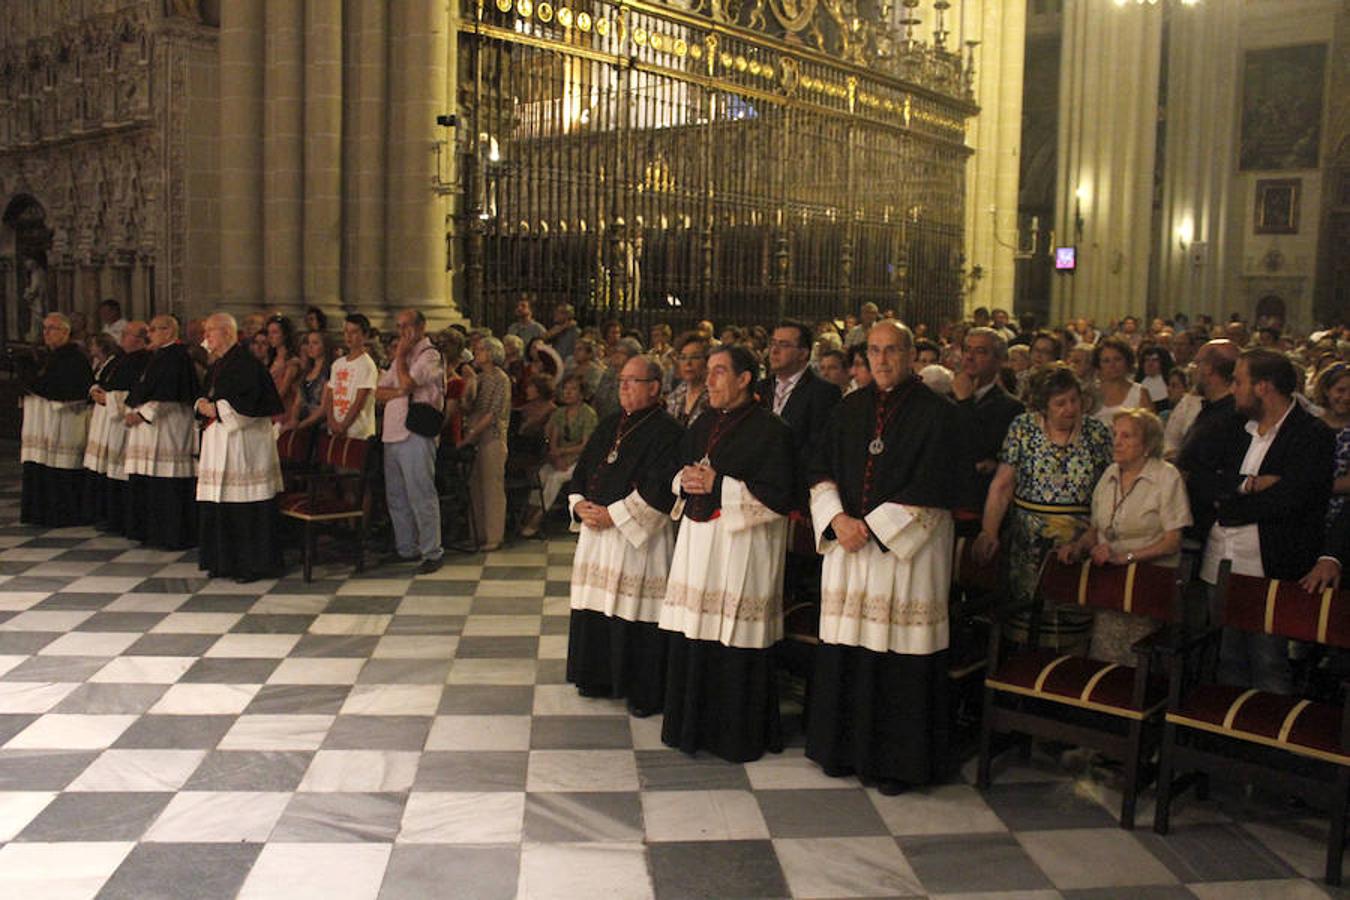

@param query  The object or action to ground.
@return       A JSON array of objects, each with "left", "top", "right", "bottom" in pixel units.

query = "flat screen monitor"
[{"left": 1055, "top": 247, "right": 1076, "bottom": 271}]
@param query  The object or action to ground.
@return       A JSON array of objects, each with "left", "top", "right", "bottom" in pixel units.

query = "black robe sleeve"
[
  {"left": 107, "top": 349, "right": 151, "bottom": 392},
  {"left": 128, "top": 343, "right": 200, "bottom": 407},
  {"left": 568, "top": 408, "right": 683, "bottom": 515},
  {"left": 204, "top": 344, "right": 284, "bottom": 419},
  {"left": 677, "top": 405, "right": 797, "bottom": 518},
  {"left": 24, "top": 343, "right": 93, "bottom": 402}
]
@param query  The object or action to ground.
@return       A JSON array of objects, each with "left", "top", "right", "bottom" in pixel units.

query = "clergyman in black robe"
[
  {"left": 19, "top": 314, "right": 94, "bottom": 527},
  {"left": 82, "top": 323, "right": 151, "bottom": 530}
]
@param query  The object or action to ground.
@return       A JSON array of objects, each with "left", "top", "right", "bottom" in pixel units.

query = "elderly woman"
[
  {"left": 567, "top": 337, "right": 604, "bottom": 400},
  {"left": 1056, "top": 409, "right": 1192, "bottom": 663},
  {"left": 523, "top": 374, "right": 598, "bottom": 537},
  {"left": 974, "top": 364, "right": 1114, "bottom": 613},
  {"left": 666, "top": 332, "right": 711, "bottom": 426},
  {"left": 460, "top": 336, "right": 511, "bottom": 551}
]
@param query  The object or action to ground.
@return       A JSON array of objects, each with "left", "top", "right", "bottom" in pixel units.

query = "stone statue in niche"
[
  {"left": 22, "top": 257, "right": 47, "bottom": 342},
  {"left": 165, "top": 0, "right": 202, "bottom": 22}
]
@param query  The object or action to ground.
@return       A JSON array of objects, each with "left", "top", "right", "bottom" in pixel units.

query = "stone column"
[
  {"left": 304, "top": 0, "right": 344, "bottom": 325},
  {"left": 1051, "top": 0, "right": 1161, "bottom": 326},
  {"left": 385, "top": 0, "right": 453, "bottom": 328},
  {"left": 960, "top": 0, "right": 1026, "bottom": 317},
  {"left": 219, "top": 0, "right": 265, "bottom": 316},
  {"left": 1156, "top": 1, "right": 1241, "bottom": 325},
  {"left": 341, "top": 0, "right": 387, "bottom": 319},
  {"left": 263, "top": 0, "right": 305, "bottom": 316}
]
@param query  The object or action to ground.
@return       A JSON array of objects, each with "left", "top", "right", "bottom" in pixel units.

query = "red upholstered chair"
[
  {"left": 977, "top": 557, "right": 1189, "bottom": 829},
  {"left": 279, "top": 434, "right": 375, "bottom": 582},
  {"left": 275, "top": 427, "right": 316, "bottom": 492},
  {"left": 1154, "top": 563, "right": 1350, "bottom": 885},
  {"left": 949, "top": 536, "right": 1003, "bottom": 735}
]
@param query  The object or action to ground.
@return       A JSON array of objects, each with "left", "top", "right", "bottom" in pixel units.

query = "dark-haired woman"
[
  {"left": 1091, "top": 336, "right": 1152, "bottom": 426},
  {"left": 1136, "top": 345, "right": 1174, "bottom": 414},
  {"left": 266, "top": 315, "right": 302, "bottom": 425}
]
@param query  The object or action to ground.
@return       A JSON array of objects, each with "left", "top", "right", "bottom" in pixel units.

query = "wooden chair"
[
  {"left": 977, "top": 557, "right": 1189, "bottom": 829},
  {"left": 275, "top": 427, "right": 316, "bottom": 492},
  {"left": 1154, "top": 564, "right": 1350, "bottom": 884},
  {"left": 949, "top": 536, "right": 1002, "bottom": 738},
  {"left": 279, "top": 434, "right": 374, "bottom": 582}
]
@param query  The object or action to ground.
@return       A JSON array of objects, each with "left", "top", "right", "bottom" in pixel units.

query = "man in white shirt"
[
  {"left": 98, "top": 299, "right": 128, "bottom": 342},
  {"left": 327, "top": 313, "right": 378, "bottom": 440}
]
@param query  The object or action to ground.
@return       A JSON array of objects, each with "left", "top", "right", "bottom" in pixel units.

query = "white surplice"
[
  {"left": 123, "top": 401, "right": 197, "bottom": 479},
  {"left": 21, "top": 395, "right": 90, "bottom": 470},
  {"left": 83, "top": 389, "right": 132, "bottom": 480},
  {"left": 196, "top": 399, "right": 283, "bottom": 503},
  {"left": 659, "top": 475, "right": 788, "bottom": 650},
  {"left": 809, "top": 481, "right": 953, "bottom": 655},
  {"left": 568, "top": 489, "right": 676, "bottom": 623}
]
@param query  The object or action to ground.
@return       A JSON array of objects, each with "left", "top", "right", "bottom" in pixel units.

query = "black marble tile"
[
  {"left": 898, "top": 833, "right": 1054, "bottom": 894},
  {"left": 412, "top": 751, "right": 529, "bottom": 791},
  {"left": 648, "top": 840, "right": 789, "bottom": 899},
  {"left": 96, "top": 842, "right": 262, "bottom": 900}
]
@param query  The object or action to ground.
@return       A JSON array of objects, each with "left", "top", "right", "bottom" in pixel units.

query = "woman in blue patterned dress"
[{"left": 973, "top": 364, "right": 1114, "bottom": 608}]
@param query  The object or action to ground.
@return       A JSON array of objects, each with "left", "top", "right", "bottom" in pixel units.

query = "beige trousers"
[{"left": 470, "top": 437, "right": 507, "bottom": 547}]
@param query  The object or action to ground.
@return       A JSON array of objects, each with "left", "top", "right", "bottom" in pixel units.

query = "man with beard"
[
  {"left": 83, "top": 320, "right": 150, "bottom": 530},
  {"left": 566, "top": 356, "right": 683, "bottom": 716},
  {"left": 124, "top": 315, "right": 200, "bottom": 548},
  {"left": 1199, "top": 348, "right": 1334, "bottom": 693},
  {"left": 19, "top": 313, "right": 94, "bottom": 526},
  {"left": 806, "top": 320, "right": 963, "bottom": 794},
  {"left": 658, "top": 344, "right": 797, "bottom": 762},
  {"left": 195, "top": 312, "right": 285, "bottom": 582}
]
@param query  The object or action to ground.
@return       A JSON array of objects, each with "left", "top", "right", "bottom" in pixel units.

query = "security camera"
[{"left": 436, "top": 114, "right": 458, "bottom": 127}]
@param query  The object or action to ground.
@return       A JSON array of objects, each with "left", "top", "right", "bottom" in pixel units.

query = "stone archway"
[
  {"left": 1254, "top": 294, "right": 1287, "bottom": 330},
  {"left": 2, "top": 194, "right": 54, "bottom": 344}
]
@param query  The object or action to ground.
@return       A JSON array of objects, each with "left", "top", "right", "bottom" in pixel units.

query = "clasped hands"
[
  {"left": 829, "top": 513, "right": 870, "bottom": 552},
  {"left": 194, "top": 398, "right": 217, "bottom": 420},
  {"left": 679, "top": 463, "right": 716, "bottom": 496},
  {"left": 574, "top": 500, "right": 614, "bottom": 530},
  {"left": 1055, "top": 541, "right": 1124, "bottom": 567}
]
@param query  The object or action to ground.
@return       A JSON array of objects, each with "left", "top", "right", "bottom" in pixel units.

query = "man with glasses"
[
  {"left": 566, "top": 356, "right": 684, "bottom": 716},
  {"left": 124, "top": 315, "right": 200, "bottom": 548},
  {"left": 19, "top": 313, "right": 94, "bottom": 526},
  {"left": 757, "top": 320, "right": 841, "bottom": 477}
]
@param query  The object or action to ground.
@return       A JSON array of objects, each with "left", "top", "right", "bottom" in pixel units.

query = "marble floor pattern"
[{"left": 0, "top": 467, "right": 1345, "bottom": 897}]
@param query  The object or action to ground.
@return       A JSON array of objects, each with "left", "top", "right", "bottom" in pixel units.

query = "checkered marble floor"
[{"left": 0, "top": 462, "right": 1344, "bottom": 898}]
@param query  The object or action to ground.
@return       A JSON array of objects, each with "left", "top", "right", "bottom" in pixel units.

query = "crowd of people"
[{"left": 15, "top": 293, "right": 1350, "bottom": 793}]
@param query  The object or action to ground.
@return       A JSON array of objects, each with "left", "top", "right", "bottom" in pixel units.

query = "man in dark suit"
[
  {"left": 1302, "top": 501, "right": 1349, "bottom": 594},
  {"left": 1175, "top": 339, "right": 1242, "bottom": 541},
  {"left": 1198, "top": 348, "right": 1335, "bottom": 693},
  {"left": 758, "top": 320, "right": 841, "bottom": 487},
  {"left": 951, "top": 326, "right": 1023, "bottom": 528}
]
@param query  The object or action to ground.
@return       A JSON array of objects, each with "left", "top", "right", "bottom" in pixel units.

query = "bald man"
[
  {"left": 20, "top": 313, "right": 94, "bottom": 526},
  {"left": 1174, "top": 339, "right": 1242, "bottom": 541},
  {"left": 124, "top": 314, "right": 200, "bottom": 549},
  {"left": 82, "top": 320, "right": 151, "bottom": 530}
]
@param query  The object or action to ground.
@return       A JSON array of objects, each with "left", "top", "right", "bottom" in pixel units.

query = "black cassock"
[
  {"left": 805, "top": 378, "right": 965, "bottom": 786},
  {"left": 125, "top": 343, "right": 201, "bottom": 549},
  {"left": 660, "top": 403, "right": 797, "bottom": 763},
  {"left": 19, "top": 343, "right": 93, "bottom": 527},
  {"left": 197, "top": 344, "right": 286, "bottom": 581},
  {"left": 82, "top": 348, "right": 151, "bottom": 531},
  {"left": 564, "top": 405, "right": 683, "bottom": 715}
]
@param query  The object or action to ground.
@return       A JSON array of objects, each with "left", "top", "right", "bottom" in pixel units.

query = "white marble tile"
[
  {"left": 0, "top": 547, "right": 65, "bottom": 562},
  {"left": 426, "top": 715, "right": 532, "bottom": 751},
  {"left": 1242, "top": 819, "right": 1345, "bottom": 880},
  {"left": 537, "top": 635, "right": 568, "bottom": 660},
  {"left": 217, "top": 714, "right": 335, "bottom": 751},
  {"left": 546, "top": 565, "right": 573, "bottom": 580},
  {"left": 5, "top": 714, "right": 138, "bottom": 750},
  {"left": 0, "top": 682, "right": 80, "bottom": 714},
  {"left": 0, "top": 655, "right": 28, "bottom": 678},
  {"left": 334, "top": 579, "right": 411, "bottom": 597},
  {"left": 148, "top": 563, "right": 209, "bottom": 579},
  {"left": 527, "top": 750, "right": 638, "bottom": 792},
  {"left": 38, "top": 632, "right": 141, "bottom": 657},
  {"left": 0, "top": 610, "right": 95, "bottom": 632},
  {"left": 868, "top": 783, "right": 1006, "bottom": 836},
  {"left": 89, "top": 655, "right": 196, "bottom": 684},
  {"left": 339, "top": 684, "right": 442, "bottom": 716},
  {"left": 0, "top": 791, "right": 56, "bottom": 841},
  {"left": 238, "top": 843, "right": 392, "bottom": 900},
  {"left": 61, "top": 576, "right": 146, "bottom": 594},
  {"left": 398, "top": 791, "right": 525, "bottom": 843},
  {"left": 72, "top": 537, "right": 134, "bottom": 550},
  {"left": 143, "top": 791, "right": 291, "bottom": 842},
  {"left": 308, "top": 614, "right": 392, "bottom": 636},
  {"left": 640, "top": 790, "right": 769, "bottom": 841},
  {"left": 419, "top": 564, "right": 482, "bottom": 581},
  {"left": 446, "top": 658, "right": 537, "bottom": 685},
  {"left": 774, "top": 836, "right": 924, "bottom": 899},
  {"left": 372, "top": 635, "right": 458, "bottom": 659},
  {"left": 201, "top": 577, "right": 278, "bottom": 594},
  {"left": 1187, "top": 880, "right": 1331, "bottom": 900},
  {"left": 1016, "top": 828, "right": 1180, "bottom": 890},
  {"left": 103, "top": 594, "right": 189, "bottom": 613},
  {"left": 475, "top": 580, "right": 546, "bottom": 598},
  {"left": 394, "top": 596, "right": 473, "bottom": 616},
  {"left": 517, "top": 843, "right": 652, "bottom": 900},
  {"left": 149, "top": 612, "right": 244, "bottom": 634},
  {"left": 532, "top": 684, "right": 628, "bottom": 717},
  {"left": 298, "top": 750, "right": 420, "bottom": 793},
  {"left": 629, "top": 714, "right": 666, "bottom": 750},
  {"left": 928, "top": 892, "right": 1062, "bottom": 900},
  {"left": 249, "top": 595, "right": 331, "bottom": 615},
  {"left": 0, "top": 841, "right": 134, "bottom": 900},
  {"left": 267, "top": 658, "right": 366, "bottom": 685},
  {"left": 542, "top": 597, "right": 570, "bottom": 617},
  {"left": 460, "top": 615, "right": 542, "bottom": 637},
  {"left": 204, "top": 634, "right": 302, "bottom": 658},
  {"left": 485, "top": 551, "right": 548, "bottom": 566},
  {"left": 0, "top": 593, "right": 49, "bottom": 612},
  {"left": 21, "top": 561, "right": 104, "bottom": 577},
  {"left": 744, "top": 749, "right": 844, "bottom": 790},
  {"left": 149, "top": 683, "right": 261, "bottom": 715},
  {"left": 66, "top": 749, "right": 207, "bottom": 792},
  {"left": 112, "top": 548, "right": 186, "bottom": 563}
]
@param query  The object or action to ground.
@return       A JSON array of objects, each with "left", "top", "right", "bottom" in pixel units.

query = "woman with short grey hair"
[{"left": 460, "top": 335, "right": 511, "bottom": 550}]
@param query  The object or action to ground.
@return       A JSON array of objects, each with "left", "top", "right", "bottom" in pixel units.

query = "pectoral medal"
[{"left": 868, "top": 438, "right": 885, "bottom": 456}]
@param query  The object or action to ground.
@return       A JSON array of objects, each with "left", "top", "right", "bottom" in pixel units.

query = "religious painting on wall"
[
  {"left": 1239, "top": 43, "right": 1327, "bottom": 171},
  {"left": 1254, "top": 178, "right": 1300, "bottom": 235}
]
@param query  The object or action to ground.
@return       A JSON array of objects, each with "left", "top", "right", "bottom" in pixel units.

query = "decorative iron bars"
[{"left": 459, "top": 0, "right": 975, "bottom": 337}]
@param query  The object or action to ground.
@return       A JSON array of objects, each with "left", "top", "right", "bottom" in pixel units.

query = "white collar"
[{"left": 1244, "top": 397, "right": 1295, "bottom": 440}]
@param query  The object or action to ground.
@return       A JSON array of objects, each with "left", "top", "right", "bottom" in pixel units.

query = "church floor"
[{"left": 0, "top": 465, "right": 1343, "bottom": 898}]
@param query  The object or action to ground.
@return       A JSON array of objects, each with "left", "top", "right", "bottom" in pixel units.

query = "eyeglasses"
[
  {"left": 677, "top": 354, "right": 706, "bottom": 362},
  {"left": 618, "top": 377, "right": 659, "bottom": 386},
  {"left": 769, "top": 340, "right": 801, "bottom": 350}
]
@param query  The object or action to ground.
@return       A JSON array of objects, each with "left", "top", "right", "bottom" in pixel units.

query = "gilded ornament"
[
  {"left": 574, "top": 10, "right": 589, "bottom": 29},
  {"left": 496, "top": 0, "right": 512, "bottom": 12},
  {"left": 516, "top": 0, "right": 532, "bottom": 17},
  {"left": 633, "top": 27, "right": 648, "bottom": 46},
  {"left": 674, "top": 38, "right": 688, "bottom": 56},
  {"left": 748, "top": 60, "right": 761, "bottom": 76},
  {"left": 734, "top": 55, "right": 747, "bottom": 72},
  {"left": 650, "top": 33, "right": 665, "bottom": 51},
  {"left": 720, "top": 52, "right": 733, "bottom": 69},
  {"left": 537, "top": 2, "right": 553, "bottom": 22},
  {"left": 689, "top": 43, "right": 702, "bottom": 59},
  {"left": 595, "top": 17, "right": 610, "bottom": 34}
]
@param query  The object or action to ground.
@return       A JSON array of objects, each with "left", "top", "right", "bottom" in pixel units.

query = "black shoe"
[
  {"left": 417, "top": 557, "right": 444, "bottom": 575},
  {"left": 381, "top": 551, "right": 417, "bottom": 566},
  {"left": 822, "top": 764, "right": 854, "bottom": 779},
  {"left": 233, "top": 575, "right": 260, "bottom": 584},
  {"left": 874, "top": 778, "right": 907, "bottom": 796}
]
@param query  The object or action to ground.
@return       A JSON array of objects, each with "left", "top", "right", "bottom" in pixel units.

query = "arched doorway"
[
  {"left": 1254, "top": 294, "right": 1287, "bottom": 331},
  {"left": 2, "top": 194, "right": 53, "bottom": 344}
]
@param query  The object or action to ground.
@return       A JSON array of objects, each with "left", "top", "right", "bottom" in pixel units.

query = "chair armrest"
[{"left": 1131, "top": 622, "right": 1221, "bottom": 657}]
